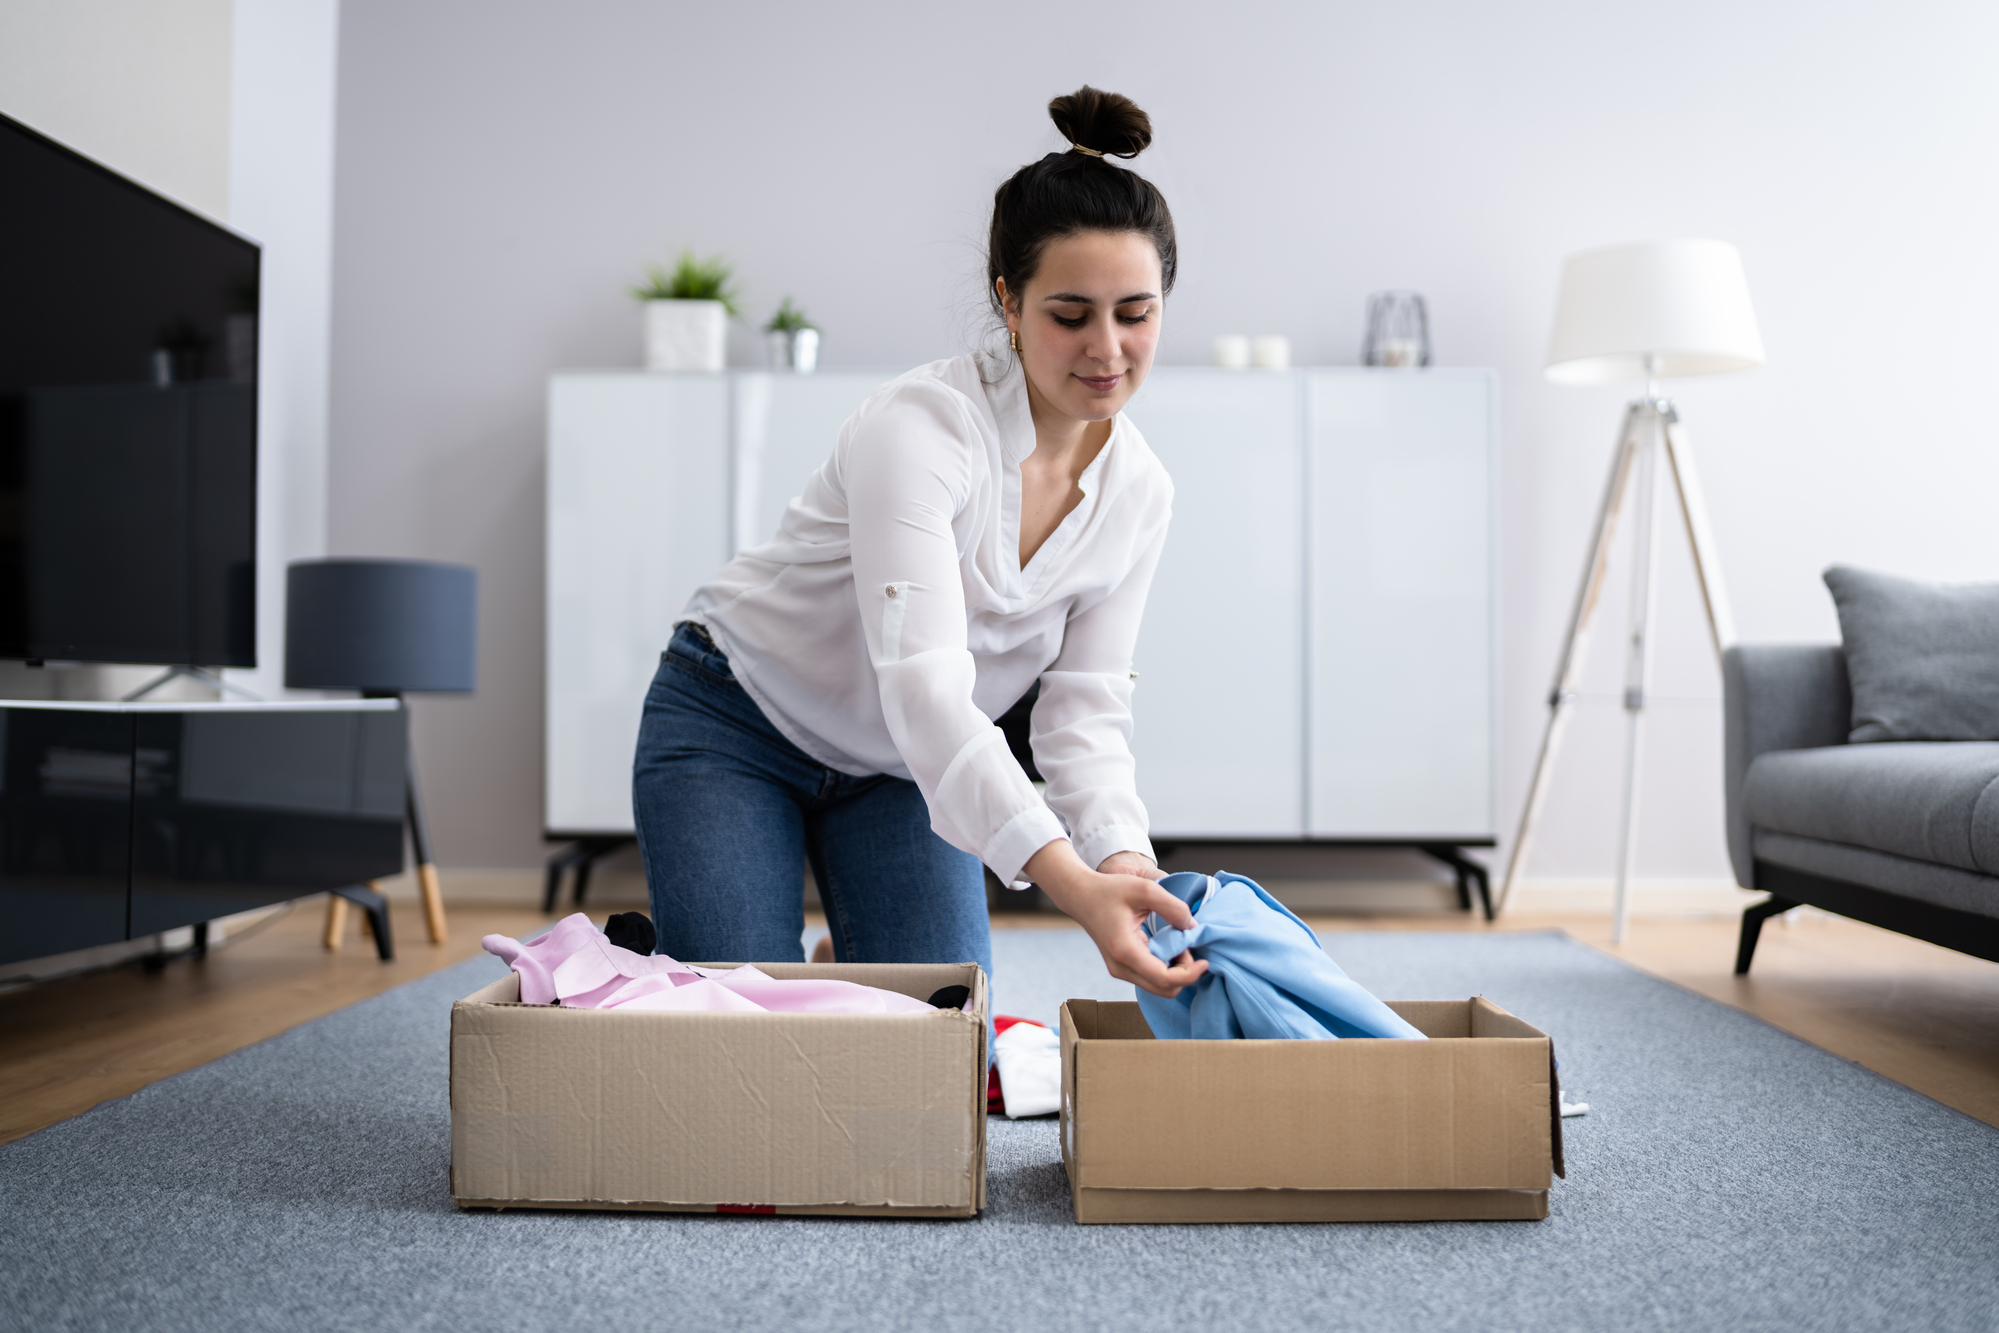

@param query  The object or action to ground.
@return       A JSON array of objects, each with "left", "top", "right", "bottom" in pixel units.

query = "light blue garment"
[{"left": 1138, "top": 871, "right": 1427, "bottom": 1041}]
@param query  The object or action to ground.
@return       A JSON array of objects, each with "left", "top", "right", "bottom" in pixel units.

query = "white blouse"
[{"left": 683, "top": 351, "right": 1172, "bottom": 886}]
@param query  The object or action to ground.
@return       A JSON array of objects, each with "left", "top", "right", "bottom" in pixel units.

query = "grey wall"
[{"left": 328, "top": 0, "right": 1999, "bottom": 883}]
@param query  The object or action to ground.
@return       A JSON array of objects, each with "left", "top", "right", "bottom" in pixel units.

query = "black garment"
[
  {"left": 926, "top": 984, "right": 971, "bottom": 1010},
  {"left": 604, "top": 911, "right": 656, "bottom": 956}
]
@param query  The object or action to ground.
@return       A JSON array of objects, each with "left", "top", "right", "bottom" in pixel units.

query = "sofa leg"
[{"left": 1734, "top": 895, "right": 1799, "bottom": 975}]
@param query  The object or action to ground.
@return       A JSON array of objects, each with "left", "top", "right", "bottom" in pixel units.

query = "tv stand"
[
  {"left": 120, "top": 665, "right": 262, "bottom": 703},
  {"left": 0, "top": 698, "right": 410, "bottom": 968}
]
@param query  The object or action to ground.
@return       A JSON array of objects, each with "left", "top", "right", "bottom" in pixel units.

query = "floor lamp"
[
  {"left": 1497, "top": 239, "right": 1764, "bottom": 942},
  {"left": 286, "top": 558, "right": 479, "bottom": 951}
]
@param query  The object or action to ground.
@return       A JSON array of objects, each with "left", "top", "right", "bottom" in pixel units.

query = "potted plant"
[
  {"left": 633, "top": 252, "right": 740, "bottom": 372},
  {"left": 765, "top": 298, "right": 819, "bottom": 373}
]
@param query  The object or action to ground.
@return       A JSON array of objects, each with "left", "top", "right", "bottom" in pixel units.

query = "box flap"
[{"left": 1469, "top": 996, "right": 1563, "bottom": 1179}]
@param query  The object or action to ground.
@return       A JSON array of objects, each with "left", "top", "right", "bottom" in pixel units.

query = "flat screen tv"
[{"left": 0, "top": 111, "right": 258, "bottom": 668}]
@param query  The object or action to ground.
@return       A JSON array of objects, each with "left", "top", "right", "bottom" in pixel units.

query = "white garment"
[
  {"left": 993, "top": 1019, "right": 1062, "bottom": 1118},
  {"left": 684, "top": 352, "right": 1172, "bottom": 885}
]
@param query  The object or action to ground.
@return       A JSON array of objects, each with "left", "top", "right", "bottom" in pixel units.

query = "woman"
[{"left": 632, "top": 87, "right": 1205, "bottom": 998}]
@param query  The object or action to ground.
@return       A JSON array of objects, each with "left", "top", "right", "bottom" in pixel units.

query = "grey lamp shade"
[{"left": 285, "top": 559, "right": 477, "bottom": 693}]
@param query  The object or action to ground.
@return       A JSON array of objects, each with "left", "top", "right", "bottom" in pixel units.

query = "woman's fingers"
[
  {"left": 1140, "top": 880, "right": 1197, "bottom": 931},
  {"left": 1103, "top": 935, "right": 1208, "bottom": 998}
]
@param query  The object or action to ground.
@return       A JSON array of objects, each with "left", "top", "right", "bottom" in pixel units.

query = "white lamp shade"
[{"left": 1545, "top": 239, "right": 1764, "bottom": 385}]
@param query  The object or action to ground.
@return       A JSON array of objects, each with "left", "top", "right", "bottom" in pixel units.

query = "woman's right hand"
[{"left": 1024, "top": 840, "right": 1209, "bottom": 998}]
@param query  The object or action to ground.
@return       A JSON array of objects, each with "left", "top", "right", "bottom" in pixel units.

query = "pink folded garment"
[{"left": 480, "top": 914, "right": 937, "bottom": 1016}]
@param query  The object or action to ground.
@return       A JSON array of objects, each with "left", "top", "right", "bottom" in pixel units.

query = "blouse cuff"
[
  {"left": 983, "top": 805, "right": 1070, "bottom": 888},
  {"left": 1074, "top": 823, "right": 1156, "bottom": 875}
]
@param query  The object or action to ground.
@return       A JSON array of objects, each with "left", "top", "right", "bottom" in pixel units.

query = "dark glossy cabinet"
[{"left": 0, "top": 701, "right": 405, "bottom": 965}]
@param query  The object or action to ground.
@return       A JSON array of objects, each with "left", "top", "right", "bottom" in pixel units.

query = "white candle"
[
  {"left": 1212, "top": 334, "right": 1251, "bottom": 369},
  {"left": 1251, "top": 335, "right": 1291, "bottom": 369}
]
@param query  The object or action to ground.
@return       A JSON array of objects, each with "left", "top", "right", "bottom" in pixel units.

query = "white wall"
[
  {"left": 0, "top": 0, "right": 234, "bottom": 219},
  {"left": 223, "top": 0, "right": 342, "bottom": 703},
  {"left": 326, "top": 0, "right": 1999, "bottom": 888}
]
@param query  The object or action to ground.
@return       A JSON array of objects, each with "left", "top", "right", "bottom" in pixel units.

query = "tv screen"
[{"left": 0, "top": 112, "right": 258, "bottom": 668}]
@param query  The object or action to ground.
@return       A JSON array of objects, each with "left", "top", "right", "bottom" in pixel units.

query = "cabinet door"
[
  {"left": 1124, "top": 371, "right": 1305, "bottom": 837},
  {"left": 0, "top": 709, "right": 133, "bottom": 964},
  {"left": 546, "top": 374, "right": 730, "bottom": 835},
  {"left": 130, "top": 707, "right": 406, "bottom": 935},
  {"left": 1308, "top": 370, "right": 1494, "bottom": 838},
  {"left": 732, "top": 373, "right": 889, "bottom": 550}
]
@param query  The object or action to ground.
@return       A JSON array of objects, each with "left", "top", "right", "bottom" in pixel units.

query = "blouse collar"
[{"left": 978, "top": 350, "right": 1039, "bottom": 464}]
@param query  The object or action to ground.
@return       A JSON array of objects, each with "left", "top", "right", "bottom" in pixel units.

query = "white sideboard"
[{"left": 545, "top": 367, "right": 1495, "bottom": 846}]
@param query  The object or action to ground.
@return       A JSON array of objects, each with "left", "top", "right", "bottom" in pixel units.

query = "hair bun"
[{"left": 1048, "top": 86, "right": 1152, "bottom": 160}]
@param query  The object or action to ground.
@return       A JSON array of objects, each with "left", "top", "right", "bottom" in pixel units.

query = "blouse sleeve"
[
  {"left": 1031, "top": 504, "right": 1169, "bottom": 871},
  {"left": 845, "top": 385, "right": 1069, "bottom": 885}
]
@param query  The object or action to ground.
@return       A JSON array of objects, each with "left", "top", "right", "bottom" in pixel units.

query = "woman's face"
[{"left": 1001, "top": 230, "right": 1164, "bottom": 424}]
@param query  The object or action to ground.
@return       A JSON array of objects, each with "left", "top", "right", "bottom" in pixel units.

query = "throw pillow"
[{"left": 1824, "top": 564, "right": 1999, "bottom": 743}]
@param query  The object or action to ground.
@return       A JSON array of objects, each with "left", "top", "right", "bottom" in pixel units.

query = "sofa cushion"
[
  {"left": 1824, "top": 564, "right": 1999, "bottom": 742},
  {"left": 1743, "top": 742, "right": 1999, "bottom": 875}
]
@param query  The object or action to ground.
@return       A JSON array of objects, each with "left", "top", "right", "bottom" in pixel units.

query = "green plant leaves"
[{"left": 631, "top": 250, "right": 741, "bottom": 316}]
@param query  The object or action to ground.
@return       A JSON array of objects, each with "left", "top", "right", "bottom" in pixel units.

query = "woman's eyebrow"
[{"left": 1041, "top": 291, "right": 1159, "bottom": 304}]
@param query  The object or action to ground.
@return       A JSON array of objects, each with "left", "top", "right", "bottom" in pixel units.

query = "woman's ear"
[{"left": 995, "top": 277, "right": 1018, "bottom": 330}]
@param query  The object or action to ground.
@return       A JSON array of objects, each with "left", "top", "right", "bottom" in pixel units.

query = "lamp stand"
[
  {"left": 1495, "top": 397, "right": 1735, "bottom": 941},
  {"left": 323, "top": 691, "right": 450, "bottom": 951}
]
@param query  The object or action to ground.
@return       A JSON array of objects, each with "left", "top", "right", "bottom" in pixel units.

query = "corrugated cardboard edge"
[
  {"left": 450, "top": 962, "right": 987, "bottom": 1218},
  {"left": 1071, "top": 1187, "right": 1548, "bottom": 1224},
  {"left": 453, "top": 1199, "right": 977, "bottom": 1218}
]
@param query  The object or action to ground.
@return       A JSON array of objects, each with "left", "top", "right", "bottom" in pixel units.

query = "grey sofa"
[{"left": 1724, "top": 644, "right": 1999, "bottom": 972}]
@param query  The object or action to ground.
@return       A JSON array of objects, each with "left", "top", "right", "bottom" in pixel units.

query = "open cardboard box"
[
  {"left": 452, "top": 961, "right": 988, "bottom": 1217},
  {"left": 1059, "top": 996, "right": 1565, "bottom": 1223}
]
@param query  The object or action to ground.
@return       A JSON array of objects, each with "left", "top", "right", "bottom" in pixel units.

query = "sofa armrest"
[{"left": 1722, "top": 645, "right": 1851, "bottom": 888}]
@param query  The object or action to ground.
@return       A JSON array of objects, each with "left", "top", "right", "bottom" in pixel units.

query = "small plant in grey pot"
[
  {"left": 633, "top": 252, "right": 741, "bottom": 372},
  {"left": 765, "top": 297, "right": 819, "bottom": 373}
]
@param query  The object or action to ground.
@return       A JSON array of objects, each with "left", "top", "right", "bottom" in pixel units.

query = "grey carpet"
[{"left": 4, "top": 927, "right": 1996, "bottom": 1333}]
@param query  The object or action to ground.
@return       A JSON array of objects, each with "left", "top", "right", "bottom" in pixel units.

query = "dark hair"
[{"left": 986, "top": 87, "right": 1177, "bottom": 319}]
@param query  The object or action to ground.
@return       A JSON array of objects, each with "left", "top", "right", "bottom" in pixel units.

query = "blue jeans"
[{"left": 632, "top": 623, "right": 993, "bottom": 980}]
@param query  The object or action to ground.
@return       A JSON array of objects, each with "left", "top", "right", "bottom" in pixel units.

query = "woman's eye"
[
  {"left": 1051, "top": 314, "right": 1087, "bottom": 329},
  {"left": 1118, "top": 311, "right": 1152, "bottom": 325}
]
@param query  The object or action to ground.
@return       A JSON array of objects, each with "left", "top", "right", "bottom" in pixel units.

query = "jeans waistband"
[{"left": 667, "top": 621, "right": 732, "bottom": 678}]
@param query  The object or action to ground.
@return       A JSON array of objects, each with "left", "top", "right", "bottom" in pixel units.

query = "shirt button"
[{"left": 885, "top": 585, "right": 899, "bottom": 597}]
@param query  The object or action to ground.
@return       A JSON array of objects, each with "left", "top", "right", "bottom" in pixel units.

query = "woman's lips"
[{"left": 1075, "top": 373, "right": 1123, "bottom": 392}]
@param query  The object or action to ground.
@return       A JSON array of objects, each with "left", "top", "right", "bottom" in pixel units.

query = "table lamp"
[
  {"left": 1498, "top": 239, "right": 1764, "bottom": 941},
  {"left": 287, "top": 558, "right": 477, "bottom": 949}
]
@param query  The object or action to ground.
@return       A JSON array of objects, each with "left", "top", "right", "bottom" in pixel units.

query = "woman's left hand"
[{"left": 1097, "top": 850, "right": 1166, "bottom": 881}]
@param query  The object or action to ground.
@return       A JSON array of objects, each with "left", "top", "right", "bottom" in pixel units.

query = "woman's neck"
[
  {"left": 1015, "top": 371, "right": 1114, "bottom": 569},
  {"left": 1022, "top": 371, "right": 1114, "bottom": 474}
]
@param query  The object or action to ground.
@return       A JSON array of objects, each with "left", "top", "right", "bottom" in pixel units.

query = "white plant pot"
[
  {"left": 644, "top": 299, "right": 727, "bottom": 372},
  {"left": 767, "top": 327, "right": 820, "bottom": 373}
]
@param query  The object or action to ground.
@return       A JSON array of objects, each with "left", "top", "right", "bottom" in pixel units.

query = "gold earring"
[{"left": 1010, "top": 328, "right": 1021, "bottom": 355}]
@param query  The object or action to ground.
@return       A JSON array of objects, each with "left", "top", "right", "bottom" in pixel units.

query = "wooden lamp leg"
[
  {"left": 406, "top": 752, "right": 449, "bottom": 944},
  {"left": 323, "top": 893, "right": 349, "bottom": 950}
]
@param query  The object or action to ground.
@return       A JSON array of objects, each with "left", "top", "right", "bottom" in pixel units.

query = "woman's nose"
[{"left": 1082, "top": 316, "right": 1119, "bottom": 364}]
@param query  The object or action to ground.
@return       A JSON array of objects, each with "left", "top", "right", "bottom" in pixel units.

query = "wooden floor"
[{"left": 3, "top": 896, "right": 1996, "bottom": 1145}]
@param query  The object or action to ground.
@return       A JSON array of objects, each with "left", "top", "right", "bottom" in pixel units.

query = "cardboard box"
[
  {"left": 452, "top": 961, "right": 987, "bottom": 1217},
  {"left": 1059, "top": 996, "right": 1565, "bottom": 1223}
]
